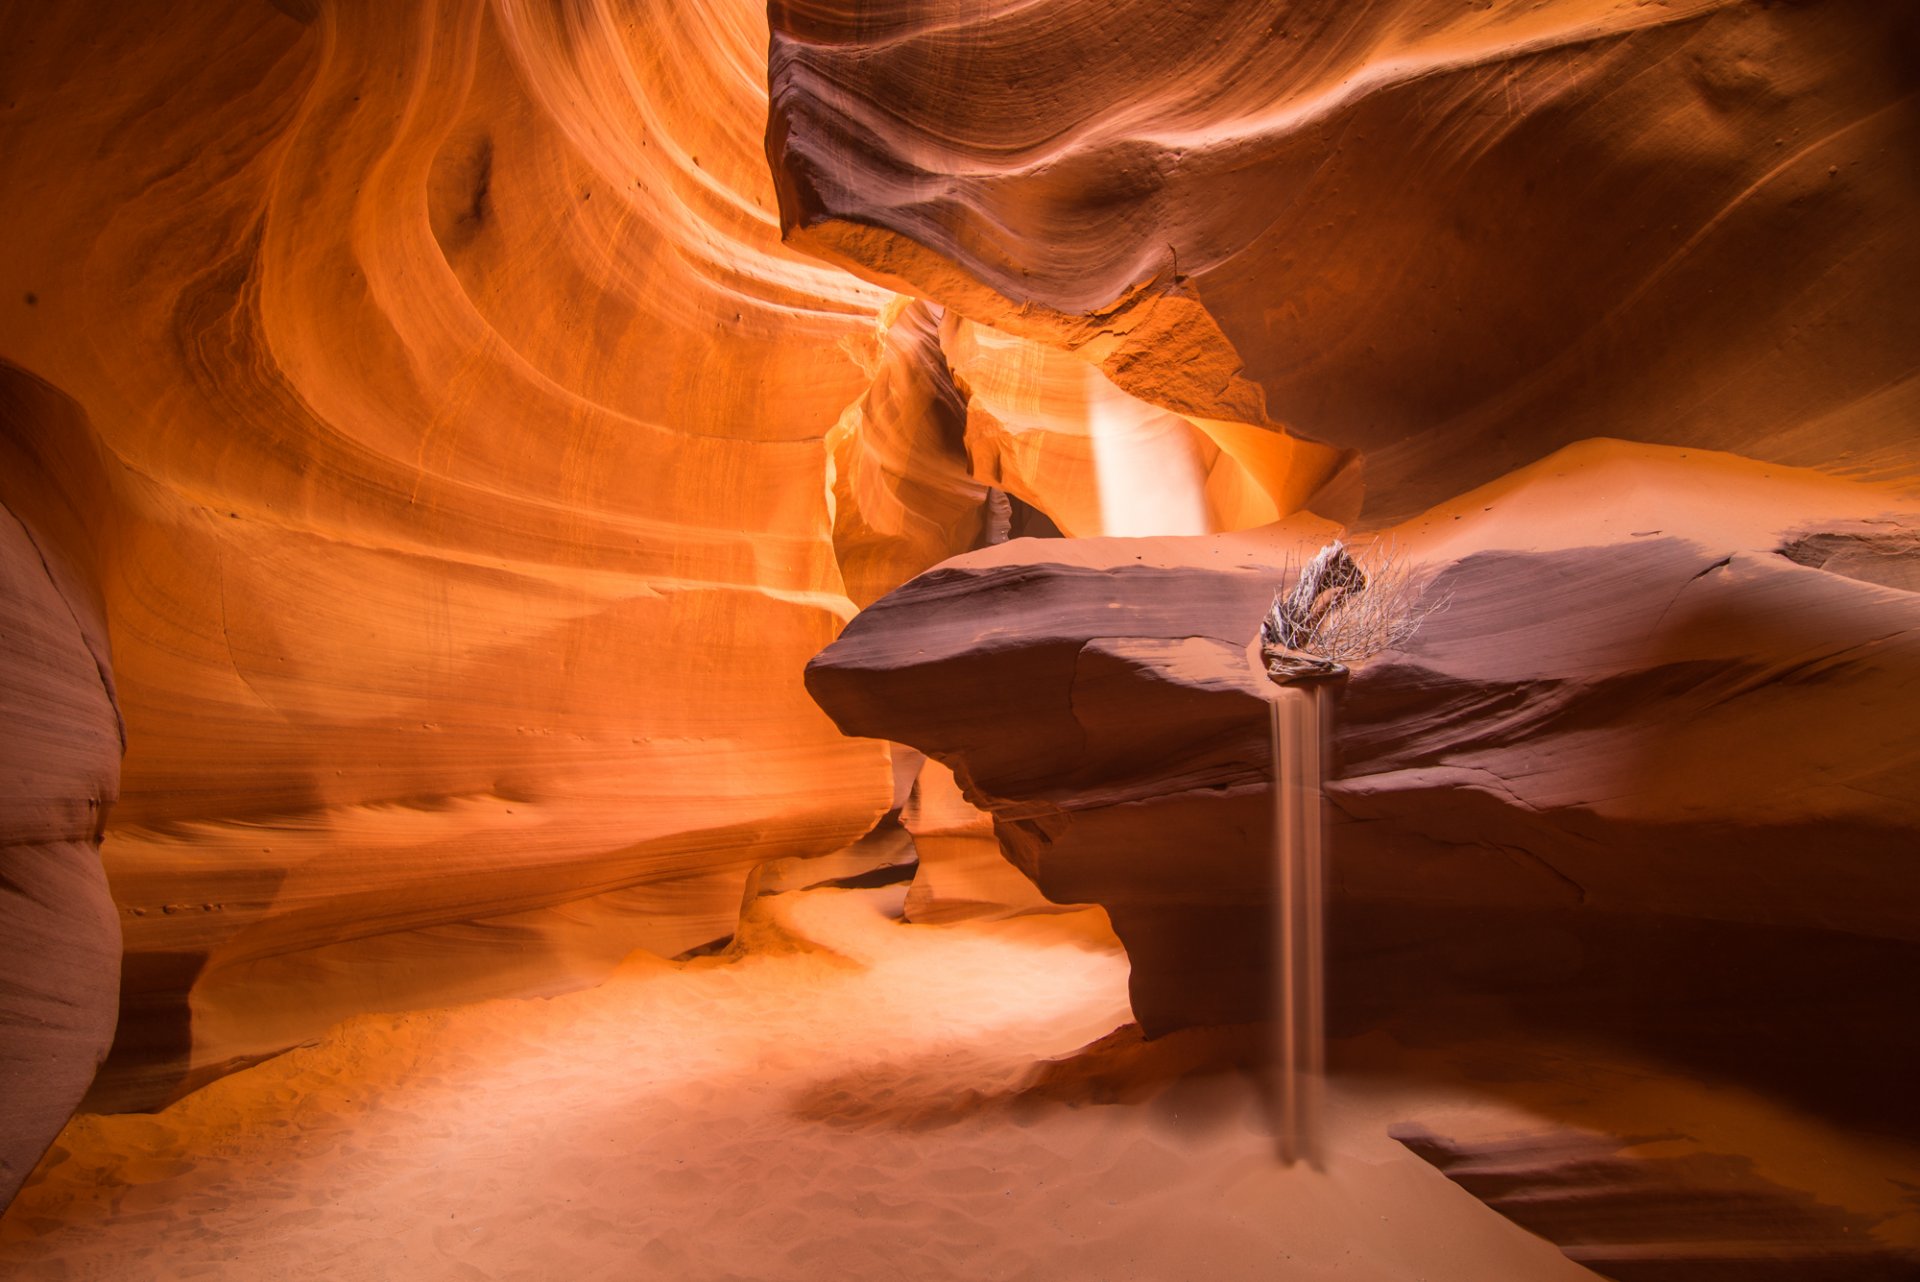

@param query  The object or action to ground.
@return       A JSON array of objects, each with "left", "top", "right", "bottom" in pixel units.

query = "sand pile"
[
  {"left": 4, "top": 885, "right": 1617, "bottom": 1281},
  {"left": 11, "top": 883, "right": 1915, "bottom": 1279}
]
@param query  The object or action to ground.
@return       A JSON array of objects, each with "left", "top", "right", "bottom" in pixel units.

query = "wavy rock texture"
[
  {"left": 0, "top": 0, "right": 912, "bottom": 1112},
  {"left": 0, "top": 7, "right": 1912, "bottom": 1260},
  {"left": 770, "top": 0, "right": 1920, "bottom": 520},
  {"left": 943, "top": 315, "right": 1355, "bottom": 538},
  {"left": 777, "top": 8, "right": 1920, "bottom": 1267},
  {"left": 820, "top": 298, "right": 1344, "bottom": 596},
  {"left": 823, "top": 299, "right": 991, "bottom": 609}
]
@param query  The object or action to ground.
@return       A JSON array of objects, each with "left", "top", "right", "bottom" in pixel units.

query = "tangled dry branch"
[{"left": 1260, "top": 540, "right": 1446, "bottom": 682}]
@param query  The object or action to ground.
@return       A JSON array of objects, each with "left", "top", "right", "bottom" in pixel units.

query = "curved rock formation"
[
  {"left": 0, "top": 8, "right": 1912, "bottom": 1264},
  {"left": 901, "top": 759, "right": 1057, "bottom": 924},
  {"left": 824, "top": 300, "right": 991, "bottom": 608},
  {"left": 0, "top": 0, "right": 904, "bottom": 1111},
  {"left": 944, "top": 315, "right": 1353, "bottom": 537},
  {"left": 770, "top": 8, "right": 1920, "bottom": 1268},
  {"left": 770, "top": 0, "right": 1920, "bottom": 519}
]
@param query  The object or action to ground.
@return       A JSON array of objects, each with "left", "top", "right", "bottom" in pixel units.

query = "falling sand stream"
[
  {"left": 1257, "top": 539, "right": 1391, "bottom": 1168},
  {"left": 1270, "top": 682, "right": 1328, "bottom": 1167}
]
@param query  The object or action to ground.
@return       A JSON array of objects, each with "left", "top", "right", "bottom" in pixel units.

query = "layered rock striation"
[
  {"left": 0, "top": 369, "right": 124, "bottom": 1206},
  {"left": 778, "top": 0, "right": 1920, "bottom": 1089},
  {"left": 770, "top": 0, "right": 1920, "bottom": 519},
  {"left": 0, "top": 0, "right": 906, "bottom": 1114},
  {"left": 806, "top": 442, "right": 1920, "bottom": 1036}
]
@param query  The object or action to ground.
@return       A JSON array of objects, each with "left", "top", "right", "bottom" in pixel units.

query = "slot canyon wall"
[
  {"left": 0, "top": 0, "right": 951, "bottom": 1196},
  {"left": 2, "top": 0, "right": 1917, "bottom": 1249}
]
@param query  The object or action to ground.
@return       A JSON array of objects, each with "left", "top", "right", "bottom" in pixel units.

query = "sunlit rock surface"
[
  {"left": 0, "top": 0, "right": 904, "bottom": 1109},
  {"left": 774, "top": 5, "right": 1920, "bottom": 1269},
  {"left": 770, "top": 0, "right": 1920, "bottom": 519},
  {"left": 901, "top": 759, "right": 1057, "bottom": 925},
  {"left": 823, "top": 300, "right": 991, "bottom": 609}
]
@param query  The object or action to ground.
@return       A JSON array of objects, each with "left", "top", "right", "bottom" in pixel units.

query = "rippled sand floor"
[{"left": 0, "top": 887, "right": 1645, "bottom": 1280}]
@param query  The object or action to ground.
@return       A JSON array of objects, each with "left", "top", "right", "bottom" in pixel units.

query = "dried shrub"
[{"left": 1260, "top": 540, "right": 1446, "bottom": 681}]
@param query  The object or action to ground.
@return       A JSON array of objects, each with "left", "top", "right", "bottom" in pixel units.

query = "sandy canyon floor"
[{"left": 3, "top": 886, "right": 1911, "bottom": 1281}]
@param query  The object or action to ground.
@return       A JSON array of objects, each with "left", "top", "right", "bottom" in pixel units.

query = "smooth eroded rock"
[
  {"left": 806, "top": 443, "right": 1920, "bottom": 1036},
  {"left": 0, "top": 0, "right": 900, "bottom": 1106},
  {"left": 0, "top": 368, "right": 122, "bottom": 1206},
  {"left": 770, "top": 0, "right": 1920, "bottom": 519}
]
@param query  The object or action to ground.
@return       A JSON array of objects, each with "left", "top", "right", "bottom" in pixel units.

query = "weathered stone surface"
[
  {"left": 825, "top": 300, "right": 992, "bottom": 609},
  {"left": 806, "top": 443, "right": 1920, "bottom": 1034},
  {"left": 770, "top": 0, "right": 1920, "bottom": 520},
  {"left": 901, "top": 759, "right": 1057, "bottom": 924},
  {"left": 0, "top": 3, "right": 1913, "bottom": 1235}
]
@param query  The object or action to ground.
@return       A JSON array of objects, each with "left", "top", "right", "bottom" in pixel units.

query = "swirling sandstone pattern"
[
  {"left": 776, "top": 7, "right": 1920, "bottom": 1268},
  {"left": 0, "top": 0, "right": 908, "bottom": 1113},
  {"left": 0, "top": 2, "right": 1913, "bottom": 1253},
  {"left": 770, "top": 0, "right": 1920, "bottom": 518}
]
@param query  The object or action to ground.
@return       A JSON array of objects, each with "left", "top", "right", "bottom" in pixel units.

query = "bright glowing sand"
[
  {"left": 3, "top": 886, "right": 1604, "bottom": 1280},
  {"left": 13, "top": 884, "right": 1908, "bottom": 1280}
]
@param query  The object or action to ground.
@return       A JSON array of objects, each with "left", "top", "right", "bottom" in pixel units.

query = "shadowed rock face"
[
  {"left": 1391, "top": 1124, "right": 1920, "bottom": 1280},
  {"left": 0, "top": 368, "right": 123, "bottom": 1205},
  {"left": 0, "top": 0, "right": 906, "bottom": 1113},
  {"left": 770, "top": 0, "right": 1920, "bottom": 521},
  {"left": 805, "top": 444, "right": 1920, "bottom": 1041},
  {"left": 806, "top": 457, "right": 1920, "bottom": 1278}
]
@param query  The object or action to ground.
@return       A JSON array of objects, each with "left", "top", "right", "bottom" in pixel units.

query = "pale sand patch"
[{"left": 3, "top": 887, "right": 1607, "bottom": 1281}]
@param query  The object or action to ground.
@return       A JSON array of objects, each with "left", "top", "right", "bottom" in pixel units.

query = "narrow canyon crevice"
[{"left": 1, "top": 0, "right": 1917, "bottom": 1277}]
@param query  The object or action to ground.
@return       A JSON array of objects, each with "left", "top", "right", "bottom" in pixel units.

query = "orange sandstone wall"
[
  {"left": 3, "top": 0, "right": 1913, "bottom": 1171},
  {"left": 0, "top": 0, "right": 899, "bottom": 1111}
]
